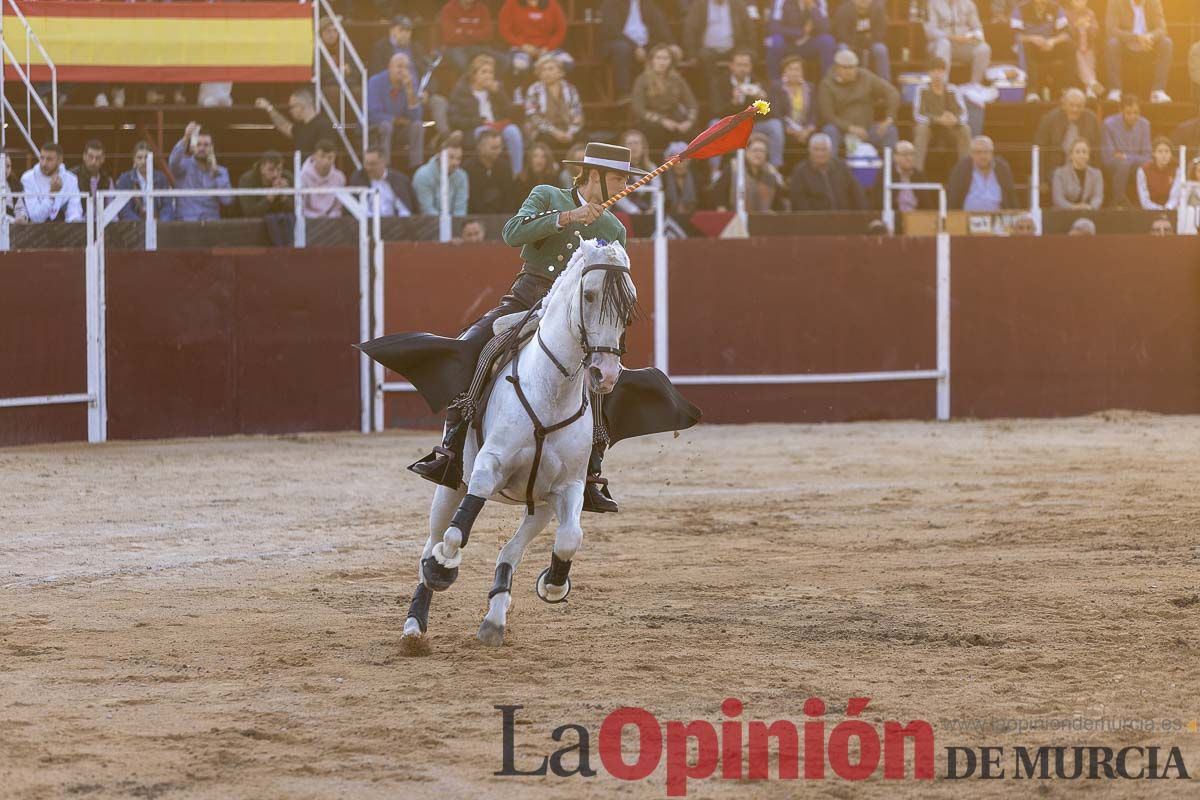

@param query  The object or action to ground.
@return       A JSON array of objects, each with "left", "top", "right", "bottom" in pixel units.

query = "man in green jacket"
[{"left": 408, "top": 142, "right": 642, "bottom": 513}]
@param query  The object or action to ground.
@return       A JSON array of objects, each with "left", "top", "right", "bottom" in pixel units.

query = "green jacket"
[{"left": 501, "top": 184, "right": 628, "bottom": 280}]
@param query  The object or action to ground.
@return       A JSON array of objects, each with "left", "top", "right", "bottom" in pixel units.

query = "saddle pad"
[{"left": 493, "top": 309, "right": 541, "bottom": 340}]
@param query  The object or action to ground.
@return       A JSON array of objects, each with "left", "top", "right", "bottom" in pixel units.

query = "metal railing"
[
  {"left": 312, "top": 0, "right": 368, "bottom": 170},
  {"left": 0, "top": 0, "right": 58, "bottom": 155}
]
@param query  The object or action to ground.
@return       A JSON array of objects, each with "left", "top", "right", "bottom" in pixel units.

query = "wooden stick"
[{"left": 598, "top": 156, "right": 681, "bottom": 211}]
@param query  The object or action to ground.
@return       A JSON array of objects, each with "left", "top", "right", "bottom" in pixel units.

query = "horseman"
[{"left": 361, "top": 141, "right": 699, "bottom": 513}]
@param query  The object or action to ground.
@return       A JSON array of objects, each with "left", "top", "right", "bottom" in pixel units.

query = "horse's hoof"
[
  {"left": 477, "top": 620, "right": 506, "bottom": 647},
  {"left": 421, "top": 556, "right": 458, "bottom": 592},
  {"left": 400, "top": 633, "right": 432, "bottom": 657},
  {"left": 535, "top": 568, "right": 571, "bottom": 604}
]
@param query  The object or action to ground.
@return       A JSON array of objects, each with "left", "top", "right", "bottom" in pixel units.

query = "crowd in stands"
[{"left": 14, "top": 0, "right": 1200, "bottom": 232}]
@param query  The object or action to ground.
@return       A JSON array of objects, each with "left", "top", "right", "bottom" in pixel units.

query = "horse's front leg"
[
  {"left": 537, "top": 482, "right": 586, "bottom": 603},
  {"left": 426, "top": 451, "right": 506, "bottom": 588},
  {"left": 478, "top": 503, "right": 554, "bottom": 647}
]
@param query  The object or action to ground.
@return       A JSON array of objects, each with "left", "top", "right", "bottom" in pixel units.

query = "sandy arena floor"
[{"left": 2, "top": 416, "right": 1199, "bottom": 799}]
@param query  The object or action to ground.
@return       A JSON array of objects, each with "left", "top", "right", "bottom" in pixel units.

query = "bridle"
[{"left": 536, "top": 261, "right": 631, "bottom": 380}]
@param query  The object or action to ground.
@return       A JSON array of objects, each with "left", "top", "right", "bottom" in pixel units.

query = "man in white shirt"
[
  {"left": 350, "top": 146, "right": 417, "bottom": 217},
  {"left": 21, "top": 142, "right": 83, "bottom": 223}
]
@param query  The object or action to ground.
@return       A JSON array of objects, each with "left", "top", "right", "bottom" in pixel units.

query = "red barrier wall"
[{"left": 0, "top": 251, "right": 89, "bottom": 445}]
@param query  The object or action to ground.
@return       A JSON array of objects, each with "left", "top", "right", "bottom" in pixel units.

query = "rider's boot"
[
  {"left": 409, "top": 403, "right": 470, "bottom": 489},
  {"left": 582, "top": 441, "right": 618, "bottom": 513}
]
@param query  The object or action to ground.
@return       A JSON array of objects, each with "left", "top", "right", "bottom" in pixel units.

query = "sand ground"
[{"left": 2, "top": 415, "right": 1198, "bottom": 799}]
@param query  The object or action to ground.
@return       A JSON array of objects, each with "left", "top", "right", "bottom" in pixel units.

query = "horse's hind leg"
[
  {"left": 537, "top": 483, "right": 586, "bottom": 604},
  {"left": 403, "top": 484, "right": 465, "bottom": 641},
  {"left": 478, "top": 504, "right": 553, "bottom": 647}
]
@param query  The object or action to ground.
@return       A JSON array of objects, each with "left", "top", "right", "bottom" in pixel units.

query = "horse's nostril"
[{"left": 589, "top": 365, "right": 603, "bottom": 382}]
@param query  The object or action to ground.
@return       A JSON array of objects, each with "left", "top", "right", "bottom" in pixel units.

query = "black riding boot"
[
  {"left": 408, "top": 404, "right": 470, "bottom": 489},
  {"left": 582, "top": 442, "right": 618, "bottom": 513}
]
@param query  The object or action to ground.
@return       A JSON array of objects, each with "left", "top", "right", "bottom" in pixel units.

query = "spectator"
[
  {"left": 1170, "top": 102, "right": 1200, "bottom": 151},
  {"left": 769, "top": 55, "right": 817, "bottom": 153},
  {"left": 255, "top": 88, "right": 336, "bottom": 161},
  {"left": 662, "top": 141, "right": 699, "bottom": 216},
  {"left": 368, "top": 53, "right": 426, "bottom": 170},
  {"left": 449, "top": 54, "right": 524, "bottom": 178},
  {"left": 631, "top": 44, "right": 699, "bottom": 150},
  {"left": 790, "top": 132, "right": 865, "bottom": 210},
  {"left": 873, "top": 139, "right": 933, "bottom": 211},
  {"left": 3, "top": 153, "right": 28, "bottom": 222},
  {"left": 350, "top": 145, "right": 417, "bottom": 217},
  {"left": 1051, "top": 139, "right": 1103, "bottom": 209},
  {"left": 1183, "top": 157, "right": 1200, "bottom": 210},
  {"left": 766, "top": 0, "right": 836, "bottom": 83},
  {"left": 818, "top": 49, "right": 899, "bottom": 156},
  {"left": 1149, "top": 214, "right": 1173, "bottom": 235},
  {"left": 460, "top": 219, "right": 487, "bottom": 242},
  {"left": 515, "top": 141, "right": 561, "bottom": 199},
  {"left": 1105, "top": 0, "right": 1172, "bottom": 104},
  {"left": 1010, "top": 212, "right": 1038, "bottom": 234},
  {"left": 599, "top": 0, "right": 675, "bottom": 98},
  {"left": 440, "top": 0, "right": 502, "bottom": 73},
  {"left": 1135, "top": 136, "right": 1180, "bottom": 211},
  {"left": 168, "top": 123, "right": 233, "bottom": 222},
  {"left": 715, "top": 51, "right": 782, "bottom": 166},
  {"left": 1011, "top": 0, "right": 1072, "bottom": 102},
  {"left": 614, "top": 129, "right": 657, "bottom": 213},
  {"left": 370, "top": 15, "right": 428, "bottom": 75},
  {"left": 558, "top": 142, "right": 587, "bottom": 187},
  {"left": 236, "top": 151, "right": 292, "bottom": 218},
  {"left": 1063, "top": 0, "right": 1103, "bottom": 97},
  {"left": 833, "top": 0, "right": 890, "bottom": 82},
  {"left": 948, "top": 135, "right": 1018, "bottom": 210},
  {"left": 924, "top": 0, "right": 991, "bottom": 88},
  {"left": 523, "top": 54, "right": 584, "bottom": 148},
  {"left": 413, "top": 133, "right": 469, "bottom": 215},
  {"left": 499, "top": 0, "right": 572, "bottom": 76},
  {"left": 713, "top": 133, "right": 787, "bottom": 211},
  {"left": 1068, "top": 217, "right": 1096, "bottom": 235},
  {"left": 912, "top": 57, "right": 971, "bottom": 173},
  {"left": 1033, "top": 88, "right": 1100, "bottom": 172},
  {"left": 299, "top": 140, "right": 346, "bottom": 219},
  {"left": 70, "top": 139, "right": 115, "bottom": 216},
  {"left": 21, "top": 142, "right": 83, "bottom": 223},
  {"left": 683, "top": 0, "right": 756, "bottom": 112},
  {"left": 316, "top": 17, "right": 351, "bottom": 105},
  {"left": 464, "top": 129, "right": 516, "bottom": 214},
  {"left": 1101, "top": 94, "right": 1150, "bottom": 207},
  {"left": 115, "top": 143, "right": 174, "bottom": 222}
]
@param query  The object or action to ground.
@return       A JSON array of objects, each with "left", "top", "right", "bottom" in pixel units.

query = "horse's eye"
[{"left": 583, "top": 290, "right": 596, "bottom": 303}]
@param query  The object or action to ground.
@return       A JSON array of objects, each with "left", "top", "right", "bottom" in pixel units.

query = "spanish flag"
[{"left": 3, "top": 2, "right": 312, "bottom": 83}]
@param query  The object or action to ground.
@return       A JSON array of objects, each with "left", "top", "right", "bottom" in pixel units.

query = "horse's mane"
[{"left": 544, "top": 237, "right": 641, "bottom": 325}]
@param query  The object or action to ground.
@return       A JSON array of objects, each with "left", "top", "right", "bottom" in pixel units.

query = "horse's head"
[{"left": 551, "top": 237, "right": 638, "bottom": 394}]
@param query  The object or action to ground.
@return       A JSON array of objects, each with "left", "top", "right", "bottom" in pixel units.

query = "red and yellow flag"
[{"left": 3, "top": 2, "right": 312, "bottom": 83}]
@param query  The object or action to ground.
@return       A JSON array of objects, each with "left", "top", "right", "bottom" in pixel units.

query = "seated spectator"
[
  {"left": 413, "top": 133, "right": 469, "bottom": 215},
  {"left": 70, "top": 139, "right": 114, "bottom": 217},
  {"left": 1051, "top": 139, "right": 1103, "bottom": 209},
  {"left": 790, "top": 132, "right": 865, "bottom": 210},
  {"left": 1105, "top": 0, "right": 1172, "bottom": 103},
  {"left": 299, "top": 140, "right": 346, "bottom": 219},
  {"left": 465, "top": 129, "right": 516, "bottom": 214},
  {"left": 818, "top": 49, "right": 899, "bottom": 156},
  {"left": 614, "top": 129, "right": 657, "bottom": 213},
  {"left": 367, "top": 53, "right": 425, "bottom": 170},
  {"left": 1034, "top": 88, "right": 1100, "bottom": 173},
  {"left": 169, "top": 123, "right": 232, "bottom": 222},
  {"left": 558, "top": 142, "right": 586, "bottom": 187},
  {"left": 440, "top": 0, "right": 503, "bottom": 73},
  {"left": 1010, "top": 212, "right": 1038, "bottom": 234},
  {"left": 1011, "top": 0, "right": 1072, "bottom": 102},
  {"left": 237, "top": 151, "right": 292, "bottom": 218},
  {"left": 873, "top": 139, "right": 934, "bottom": 211},
  {"left": 449, "top": 54, "right": 524, "bottom": 178},
  {"left": 770, "top": 55, "right": 817, "bottom": 153},
  {"left": 21, "top": 142, "right": 83, "bottom": 223},
  {"left": 523, "top": 54, "right": 584, "bottom": 149},
  {"left": 948, "top": 135, "right": 1018, "bottom": 210},
  {"left": 350, "top": 146, "right": 417, "bottom": 217},
  {"left": 515, "top": 141, "right": 561, "bottom": 199},
  {"left": 1101, "top": 94, "right": 1150, "bottom": 207},
  {"left": 1149, "top": 214, "right": 1173, "bottom": 235},
  {"left": 662, "top": 141, "right": 698, "bottom": 217},
  {"left": 924, "top": 0, "right": 991, "bottom": 88},
  {"left": 766, "top": 0, "right": 836, "bottom": 83},
  {"left": 499, "top": 0, "right": 572, "bottom": 76},
  {"left": 115, "top": 143, "right": 174, "bottom": 222},
  {"left": 1135, "top": 136, "right": 1180, "bottom": 211},
  {"left": 1063, "top": 0, "right": 1103, "bottom": 97},
  {"left": 713, "top": 133, "right": 787, "bottom": 211},
  {"left": 3, "top": 153, "right": 28, "bottom": 222},
  {"left": 370, "top": 15, "right": 427, "bottom": 75},
  {"left": 833, "top": 0, "right": 890, "bottom": 82},
  {"left": 1170, "top": 102, "right": 1200, "bottom": 151},
  {"left": 599, "top": 0, "right": 675, "bottom": 98},
  {"left": 1068, "top": 217, "right": 1096, "bottom": 235},
  {"left": 912, "top": 57, "right": 970, "bottom": 174},
  {"left": 255, "top": 88, "right": 336, "bottom": 161},
  {"left": 632, "top": 44, "right": 699, "bottom": 150},
  {"left": 460, "top": 219, "right": 487, "bottom": 242},
  {"left": 715, "top": 51, "right": 782, "bottom": 166},
  {"left": 683, "top": 0, "right": 756, "bottom": 112}
]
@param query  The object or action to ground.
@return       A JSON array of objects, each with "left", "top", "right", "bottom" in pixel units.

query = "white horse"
[{"left": 402, "top": 238, "right": 637, "bottom": 649}]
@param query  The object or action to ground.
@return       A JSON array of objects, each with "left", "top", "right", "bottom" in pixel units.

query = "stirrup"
[{"left": 583, "top": 475, "right": 618, "bottom": 514}]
